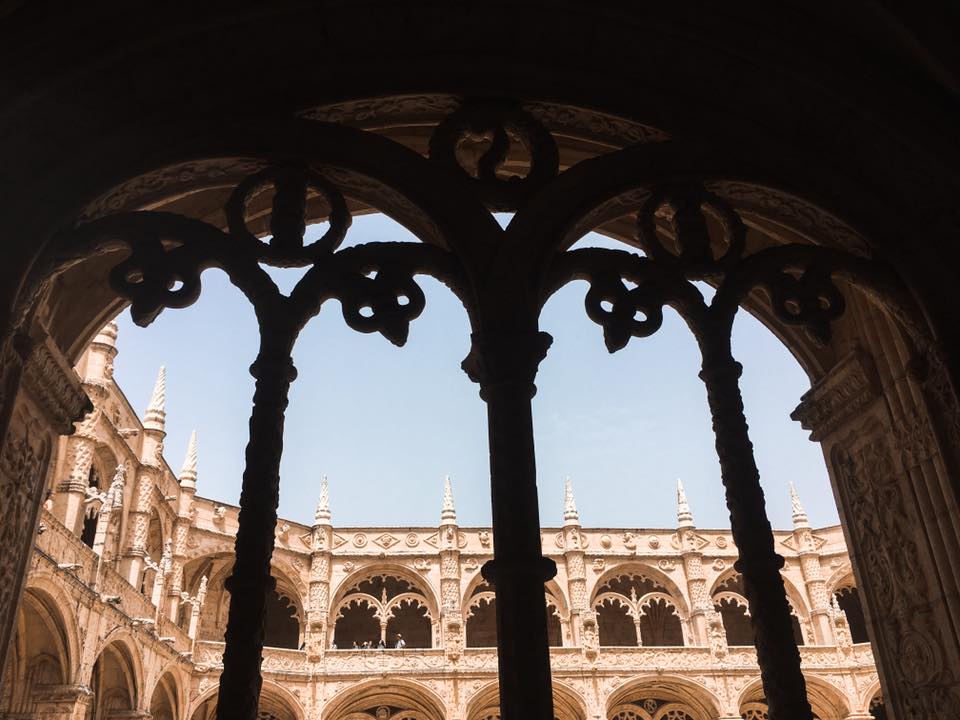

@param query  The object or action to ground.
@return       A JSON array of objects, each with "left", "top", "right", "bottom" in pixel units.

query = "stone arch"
[
  {"left": 464, "top": 578, "right": 498, "bottom": 648},
  {"left": 605, "top": 675, "right": 722, "bottom": 720},
  {"left": 149, "top": 670, "right": 182, "bottom": 720},
  {"left": 860, "top": 678, "right": 883, "bottom": 716},
  {"left": 833, "top": 586, "right": 869, "bottom": 645},
  {"left": 465, "top": 679, "right": 587, "bottom": 720},
  {"left": 75, "top": 442, "right": 120, "bottom": 545},
  {"left": 187, "top": 553, "right": 305, "bottom": 647},
  {"left": 710, "top": 571, "right": 806, "bottom": 647},
  {"left": 544, "top": 579, "right": 570, "bottom": 647},
  {"left": 265, "top": 561, "right": 307, "bottom": 649},
  {"left": 591, "top": 565, "right": 687, "bottom": 647},
  {"left": 590, "top": 563, "right": 690, "bottom": 617},
  {"left": 824, "top": 563, "right": 855, "bottom": 597},
  {"left": 331, "top": 564, "right": 438, "bottom": 649},
  {"left": 332, "top": 563, "right": 440, "bottom": 618},
  {"left": 90, "top": 635, "right": 142, "bottom": 717},
  {"left": 5, "top": 71, "right": 955, "bottom": 720},
  {"left": 736, "top": 674, "right": 850, "bottom": 720},
  {"left": 190, "top": 679, "right": 306, "bottom": 720},
  {"left": 140, "top": 505, "right": 166, "bottom": 595},
  {"left": 320, "top": 678, "right": 446, "bottom": 720},
  {"left": 0, "top": 584, "right": 76, "bottom": 716},
  {"left": 21, "top": 576, "right": 80, "bottom": 677}
]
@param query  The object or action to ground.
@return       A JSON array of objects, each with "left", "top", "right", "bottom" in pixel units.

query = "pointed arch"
[
  {"left": 149, "top": 670, "right": 182, "bottom": 720},
  {"left": 91, "top": 634, "right": 142, "bottom": 716}
]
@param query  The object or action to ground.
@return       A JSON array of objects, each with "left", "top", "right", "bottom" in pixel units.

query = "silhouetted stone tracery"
[{"left": 47, "top": 100, "right": 928, "bottom": 720}]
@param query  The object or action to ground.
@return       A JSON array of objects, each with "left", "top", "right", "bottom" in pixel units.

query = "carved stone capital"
[
  {"left": 21, "top": 336, "right": 91, "bottom": 435},
  {"left": 791, "top": 350, "right": 880, "bottom": 441},
  {"left": 461, "top": 331, "right": 552, "bottom": 396}
]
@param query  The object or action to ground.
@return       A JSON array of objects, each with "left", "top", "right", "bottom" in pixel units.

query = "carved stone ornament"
[
  {"left": 21, "top": 338, "right": 91, "bottom": 435},
  {"left": 52, "top": 99, "right": 926, "bottom": 720},
  {"left": 791, "top": 350, "right": 880, "bottom": 441}
]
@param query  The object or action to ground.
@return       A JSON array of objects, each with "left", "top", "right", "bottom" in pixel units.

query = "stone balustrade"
[
  {"left": 190, "top": 640, "right": 875, "bottom": 679},
  {"left": 33, "top": 510, "right": 192, "bottom": 654}
]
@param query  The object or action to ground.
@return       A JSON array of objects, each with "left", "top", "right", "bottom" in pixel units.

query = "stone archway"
[
  {"left": 320, "top": 678, "right": 446, "bottom": 720},
  {"left": 150, "top": 670, "right": 182, "bottom": 720},
  {"left": 0, "top": 586, "right": 80, "bottom": 718},
  {"left": 191, "top": 681, "right": 305, "bottom": 720},
  {"left": 605, "top": 676, "right": 722, "bottom": 720},
  {"left": 90, "top": 638, "right": 141, "bottom": 719},
  {"left": 0, "top": 42, "right": 957, "bottom": 718}
]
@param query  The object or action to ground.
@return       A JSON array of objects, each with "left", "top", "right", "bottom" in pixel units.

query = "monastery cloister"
[{"left": 0, "top": 323, "right": 882, "bottom": 720}]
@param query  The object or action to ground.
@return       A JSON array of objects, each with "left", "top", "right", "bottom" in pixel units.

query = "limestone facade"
[{"left": 0, "top": 325, "right": 881, "bottom": 720}]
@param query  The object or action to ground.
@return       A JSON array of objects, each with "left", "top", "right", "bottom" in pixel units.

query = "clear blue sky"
[{"left": 112, "top": 214, "right": 838, "bottom": 531}]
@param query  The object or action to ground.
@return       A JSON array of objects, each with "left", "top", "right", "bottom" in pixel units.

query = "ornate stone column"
[
  {"left": 788, "top": 483, "right": 832, "bottom": 644},
  {"left": 306, "top": 477, "right": 332, "bottom": 661},
  {"left": 185, "top": 575, "right": 209, "bottom": 654},
  {"left": 150, "top": 538, "right": 173, "bottom": 619},
  {"left": 122, "top": 366, "right": 165, "bottom": 588},
  {"left": 438, "top": 476, "right": 464, "bottom": 660},
  {"left": 168, "top": 430, "right": 198, "bottom": 621},
  {"left": 57, "top": 321, "right": 117, "bottom": 534},
  {"left": 792, "top": 349, "right": 960, "bottom": 716},
  {"left": 676, "top": 479, "right": 710, "bottom": 645},
  {"left": 0, "top": 332, "right": 89, "bottom": 683},
  {"left": 219, "top": 327, "right": 298, "bottom": 720},
  {"left": 697, "top": 333, "right": 813, "bottom": 720},
  {"left": 462, "top": 330, "right": 556, "bottom": 720},
  {"left": 561, "top": 478, "right": 587, "bottom": 647},
  {"left": 92, "top": 463, "right": 126, "bottom": 561}
]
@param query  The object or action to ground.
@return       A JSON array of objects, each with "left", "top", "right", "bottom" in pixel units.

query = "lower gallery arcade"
[{"left": 0, "top": 325, "right": 882, "bottom": 719}]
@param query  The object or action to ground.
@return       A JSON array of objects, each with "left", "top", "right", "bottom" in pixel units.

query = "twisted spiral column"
[
  {"left": 217, "top": 329, "right": 297, "bottom": 720},
  {"left": 698, "top": 343, "right": 813, "bottom": 720}
]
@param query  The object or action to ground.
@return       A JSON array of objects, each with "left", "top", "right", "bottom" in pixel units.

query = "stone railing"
[
  {"left": 35, "top": 510, "right": 100, "bottom": 585},
  {"left": 33, "top": 511, "right": 191, "bottom": 654},
  {"left": 191, "top": 641, "right": 875, "bottom": 679}
]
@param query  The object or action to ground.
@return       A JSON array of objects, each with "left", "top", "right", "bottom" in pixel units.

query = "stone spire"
[
  {"left": 143, "top": 366, "right": 167, "bottom": 430},
  {"left": 441, "top": 475, "right": 456, "bottom": 524},
  {"left": 314, "top": 476, "right": 331, "bottom": 524},
  {"left": 563, "top": 476, "right": 580, "bottom": 524},
  {"left": 790, "top": 482, "right": 810, "bottom": 528},
  {"left": 179, "top": 430, "right": 198, "bottom": 490},
  {"left": 677, "top": 478, "right": 694, "bottom": 527}
]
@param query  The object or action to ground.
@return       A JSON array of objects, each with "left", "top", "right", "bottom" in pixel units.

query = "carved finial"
[
  {"left": 94, "top": 320, "right": 119, "bottom": 348},
  {"left": 441, "top": 475, "right": 456, "bottom": 524},
  {"left": 314, "top": 476, "right": 331, "bottom": 524},
  {"left": 179, "top": 430, "right": 199, "bottom": 490},
  {"left": 563, "top": 476, "right": 580, "bottom": 524},
  {"left": 677, "top": 478, "right": 694, "bottom": 527},
  {"left": 790, "top": 482, "right": 810, "bottom": 528},
  {"left": 144, "top": 366, "right": 167, "bottom": 430}
]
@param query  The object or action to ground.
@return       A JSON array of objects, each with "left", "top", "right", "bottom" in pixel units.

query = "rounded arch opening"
[{"left": 605, "top": 675, "right": 722, "bottom": 720}]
